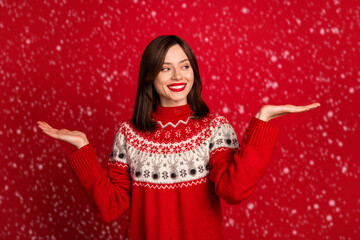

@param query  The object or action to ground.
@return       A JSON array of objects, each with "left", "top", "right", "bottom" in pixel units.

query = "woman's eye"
[
  {"left": 161, "top": 67, "right": 170, "bottom": 71},
  {"left": 182, "top": 65, "right": 190, "bottom": 69}
]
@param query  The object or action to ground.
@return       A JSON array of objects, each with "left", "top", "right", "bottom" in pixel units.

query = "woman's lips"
[{"left": 168, "top": 83, "right": 186, "bottom": 92}]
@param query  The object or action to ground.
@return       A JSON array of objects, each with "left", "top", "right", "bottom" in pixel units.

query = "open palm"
[
  {"left": 255, "top": 102, "right": 321, "bottom": 122},
  {"left": 37, "top": 121, "right": 89, "bottom": 149}
]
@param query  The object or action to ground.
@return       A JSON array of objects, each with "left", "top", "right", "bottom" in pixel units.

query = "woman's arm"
[
  {"left": 209, "top": 117, "right": 280, "bottom": 205},
  {"left": 208, "top": 102, "right": 320, "bottom": 205},
  {"left": 37, "top": 121, "right": 131, "bottom": 222},
  {"left": 66, "top": 141, "right": 131, "bottom": 222}
]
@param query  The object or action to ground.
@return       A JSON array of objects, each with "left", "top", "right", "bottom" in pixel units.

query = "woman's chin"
[{"left": 160, "top": 99, "right": 188, "bottom": 107}]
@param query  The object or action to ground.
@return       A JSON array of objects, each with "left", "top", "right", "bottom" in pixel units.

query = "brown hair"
[{"left": 131, "top": 35, "right": 209, "bottom": 132}]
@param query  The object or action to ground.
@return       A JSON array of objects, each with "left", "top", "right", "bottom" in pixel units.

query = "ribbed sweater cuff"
[
  {"left": 65, "top": 143, "right": 100, "bottom": 176},
  {"left": 242, "top": 117, "right": 281, "bottom": 149}
]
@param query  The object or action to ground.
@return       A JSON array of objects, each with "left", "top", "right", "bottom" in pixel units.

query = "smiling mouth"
[{"left": 168, "top": 83, "right": 186, "bottom": 92}]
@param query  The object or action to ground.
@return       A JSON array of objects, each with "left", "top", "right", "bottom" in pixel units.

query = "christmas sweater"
[{"left": 65, "top": 103, "right": 281, "bottom": 240}]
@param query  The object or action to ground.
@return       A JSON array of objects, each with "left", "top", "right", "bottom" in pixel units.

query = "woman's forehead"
[{"left": 163, "top": 44, "right": 188, "bottom": 63}]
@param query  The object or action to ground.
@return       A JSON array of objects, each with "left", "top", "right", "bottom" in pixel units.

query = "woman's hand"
[
  {"left": 37, "top": 121, "right": 89, "bottom": 149},
  {"left": 255, "top": 102, "right": 321, "bottom": 122}
]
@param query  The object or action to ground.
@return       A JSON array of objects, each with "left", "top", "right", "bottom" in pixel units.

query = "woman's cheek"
[{"left": 185, "top": 71, "right": 194, "bottom": 80}]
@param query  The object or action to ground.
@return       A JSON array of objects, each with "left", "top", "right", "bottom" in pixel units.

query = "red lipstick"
[{"left": 167, "top": 83, "right": 187, "bottom": 92}]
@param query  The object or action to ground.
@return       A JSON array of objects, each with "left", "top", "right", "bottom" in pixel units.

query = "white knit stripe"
[
  {"left": 109, "top": 116, "right": 238, "bottom": 163},
  {"left": 120, "top": 116, "right": 230, "bottom": 155},
  {"left": 133, "top": 176, "right": 208, "bottom": 189},
  {"left": 107, "top": 115, "right": 240, "bottom": 188},
  {"left": 125, "top": 143, "right": 210, "bottom": 184},
  {"left": 155, "top": 116, "right": 194, "bottom": 128}
]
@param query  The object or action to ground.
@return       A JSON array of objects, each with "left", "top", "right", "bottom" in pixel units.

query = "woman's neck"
[{"left": 152, "top": 103, "right": 193, "bottom": 123}]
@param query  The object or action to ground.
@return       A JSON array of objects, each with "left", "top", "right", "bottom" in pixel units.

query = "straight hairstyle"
[{"left": 131, "top": 35, "right": 209, "bottom": 132}]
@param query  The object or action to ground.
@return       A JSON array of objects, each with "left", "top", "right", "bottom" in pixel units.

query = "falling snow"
[{"left": 1, "top": 0, "right": 359, "bottom": 239}]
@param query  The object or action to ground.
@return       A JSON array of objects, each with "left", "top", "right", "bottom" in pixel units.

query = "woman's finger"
[
  {"left": 302, "top": 103, "right": 320, "bottom": 109},
  {"left": 39, "top": 123, "right": 55, "bottom": 133},
  {"left": 309, "top": 103, "right": 321, "bottom": 108},
  {"left": 37, "top": 122, "right": 50, "bottom": 130},
  {"left": 41, "top": 122, "right": 55, "bottom": 130},
  {"left": 282, "top": 106, "right": 308, "bottom": 113},
  {"left": 38, "top": 121, "right": 51, "bottom": 129},
  {"left": 41, "top": 129, "right": 59, "bottom": 139},
  {"left": 286, "top": 104, "right": 319, "bottom": 112}
]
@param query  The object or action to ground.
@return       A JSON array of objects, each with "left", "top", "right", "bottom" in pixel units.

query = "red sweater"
[{"left": 65, "top": 104, "right": 281, "bottom": 240}]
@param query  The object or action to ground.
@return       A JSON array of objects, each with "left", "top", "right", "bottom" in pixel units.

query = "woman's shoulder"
[
  {"left": 204, "top": 112, "right": 231, "bottom": 126},
  {"left": 116, "top": 119, "right": 133, "bottom": 134},
  {"left": 117, "top": 119, "right": 155, "bottom": 136},
  {"left": 194, "top": 113, "right": 233, "bottom": 135}
]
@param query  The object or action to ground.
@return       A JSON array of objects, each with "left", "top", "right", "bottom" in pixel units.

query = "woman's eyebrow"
[{"left": 163, "top": 59, "right": 189, "bottom": 65}]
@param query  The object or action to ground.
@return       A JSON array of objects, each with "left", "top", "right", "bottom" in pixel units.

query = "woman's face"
[{"left": 153, "top": 44, "right": 194, "bottom": 107}]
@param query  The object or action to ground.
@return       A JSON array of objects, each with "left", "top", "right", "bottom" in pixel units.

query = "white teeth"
[{"left": 168, "top": 84, "right": 186, "bottom": 89}]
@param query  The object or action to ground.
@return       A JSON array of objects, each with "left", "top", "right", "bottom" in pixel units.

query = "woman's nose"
[{"left": 171, "top": 68, "right": 182, "bottom": 80}]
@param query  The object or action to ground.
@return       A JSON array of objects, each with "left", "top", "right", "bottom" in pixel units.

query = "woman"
[{"left": 37, "top": 35, "right": 320, "bottom": 240}]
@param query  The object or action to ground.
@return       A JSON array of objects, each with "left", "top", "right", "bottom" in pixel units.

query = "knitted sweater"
[{"left": 65, "top": 103, "right": 281, "bottom": 240}]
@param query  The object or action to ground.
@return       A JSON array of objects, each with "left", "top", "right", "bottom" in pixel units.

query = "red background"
[{"left": 1, "top": 0, "right": 359, "bottom": 239}]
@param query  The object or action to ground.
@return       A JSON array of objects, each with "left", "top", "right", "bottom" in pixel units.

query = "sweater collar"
[{"left": 152, "top": 103, "right": 194, "bottom": 123}]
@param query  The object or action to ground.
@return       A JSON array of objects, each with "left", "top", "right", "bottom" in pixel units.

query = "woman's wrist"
[
  {"left": 77, "top": 139, "right": 89, "bottom": 149},
  {"left": 255, "top": 111, "right": 269, "bottom": 122}
]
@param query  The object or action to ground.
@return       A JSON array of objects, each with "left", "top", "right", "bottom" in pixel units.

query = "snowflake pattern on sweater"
[
  {"left": 108, "top": 114, "right": 239, "bottom": 186},
  {"left": 65, "top": 103, "right": 281, "bottom": 240}
]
